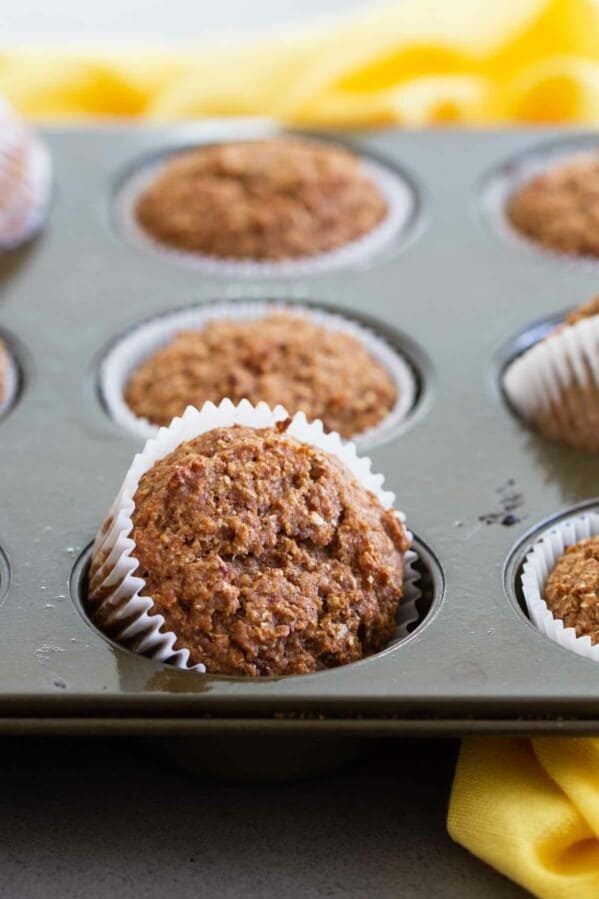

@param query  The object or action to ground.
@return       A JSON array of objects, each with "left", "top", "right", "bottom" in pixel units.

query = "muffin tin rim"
[
  {"left": 71, "top": 532, "right": 445, "bottom": 682},
  {"left": 0, "top": 325, "right": 27, "bottom": 424},
  {"left": 0, "top": 545, "right": 10, "bottom": 611}
]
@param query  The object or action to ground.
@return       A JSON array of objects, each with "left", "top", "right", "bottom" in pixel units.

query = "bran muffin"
[
  {"left": 123, "top": 312, "right": 398, "bottom": 439},
  {"left": 108, "top": 422, "right": 410, "bottom": 676},
  {"left": 544, "top": 535, "right": 599, "bottom": 643},
  {"left": 134, "top": 138, "right": 388, "bottom": 261},
  {"left": 507, "top": 151, "right": 599, "bottom": 257}
]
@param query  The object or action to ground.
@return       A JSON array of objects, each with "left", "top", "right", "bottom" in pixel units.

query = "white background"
[{"left": 3, "top": 0, "right": 370, "bottom": 40}]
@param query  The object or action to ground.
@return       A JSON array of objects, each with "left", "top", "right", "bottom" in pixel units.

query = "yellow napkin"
[
  {"left": 2, "top": 0, "right": 599, "bottom": 125},
  {"left": 449, "top": 737, "right": 599, "bottom": 897}
]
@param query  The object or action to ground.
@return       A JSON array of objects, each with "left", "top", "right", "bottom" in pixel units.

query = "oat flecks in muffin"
[
  {"left": 134, "top": 138, "right": 388, "bottom": 261},
  {"left": 508, "top": 152, "right": 599, "bottom": 257},
  {"left": 124, "top": 313, "right": 398, "bottom": 439},
  {"left": 130, "top": 424, "right": 410, "bottom": 676},
  {"left": 544, "top": 535, "right": 599, "bottom": 643}
]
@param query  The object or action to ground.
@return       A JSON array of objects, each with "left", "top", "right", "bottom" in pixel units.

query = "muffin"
[
  {"left": 503, "top": 294, "right": 599, "bottom": 452},
  {"left": 123, "top": 312, "right": 398, "bottom": 440},
  {"left": 544, "top": 536, "right": 599, "bottom": 643},
  {"left": 134, "top": 138, "right": 388, "bottom": 261},
  {"left": 507, "top": 151, "right": 599, "bottom": 257},
  {"left": 88, "top": 404, "right": 411, "bottom": 676},
  {"left": 0, "top": 97, "right": 51, "bottom": 250}
]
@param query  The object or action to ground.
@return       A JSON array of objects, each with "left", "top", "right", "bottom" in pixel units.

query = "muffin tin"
[{"left": 2, "top": 121, "right": 599, "bottom": 737}]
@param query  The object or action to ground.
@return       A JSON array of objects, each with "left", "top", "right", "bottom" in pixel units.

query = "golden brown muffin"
[
  {"left": 507, "top": 152, "right": 599, "bottom": 257},
  {"left": 124, "top": 313, "right": 398, "bottom": 439},
  {"left": 545, "top": 536, "right": 599, "bottom": 642},
  {"left": 125, "top": 423, "right": 409, "bottom": 676},
  {"left": 134, "top": 138, "right": 387, "bottom": 261}
]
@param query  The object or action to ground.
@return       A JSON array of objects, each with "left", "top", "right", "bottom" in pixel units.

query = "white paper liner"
[
  {"left": 100, "top": 301, "right": 417, "bottom": 450},
  {"left": 503, "top": 314, "right": 599, "bottom": 424},
  {"left": 0, "top": 343, "right": 19, "bottom": 418},
  {"left": 114, "top": 142, "right": 415, "bottom": 277},
  {"left": 0, "top": 98, "right": 52, "bottom": 251},
  {"left": 89, "top": 399, "right": 420, "bottom": 673},
  {"left": 483, "top": 137, "right": 599, "bottom": 266},
  {"left": 521, "top": 510, "right": 599, "bottom": 661}
]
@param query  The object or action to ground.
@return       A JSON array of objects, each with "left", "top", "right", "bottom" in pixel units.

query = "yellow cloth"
[
  {"left": 449, "top": 738, "right": 599, "bottom": 898},
  {"left": 2, "top": 0, "right": 599, "bottom": 125}
]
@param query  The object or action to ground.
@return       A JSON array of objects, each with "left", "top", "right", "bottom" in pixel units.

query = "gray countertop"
[{"left": 0, "top": 737, "right": 526, "bottom": 898}]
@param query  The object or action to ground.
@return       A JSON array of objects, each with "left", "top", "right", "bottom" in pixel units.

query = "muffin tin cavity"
[
  {"left": 0, "top": 547, "right": 9, "bottom": 611},
  {"left": 112, "top": 136, "right": 419, "bottom": 277},
  {"left": 480, "top": 135, "right": 599, "bottom": 264},
  {"left": 499, "top": 307, "right": 599, "bottom": 453},
  {"left": 98, "top": 301, "right": 426, "bottom": 450},
  {"left": 385, "top": 534, "right": 443, "bottom": 650},
  {"left": 498, "top": 310, "right": 564, "bottom": 425},
  {"left": 505, "top": 502, "right": 599, "bottom": 662},
  {"left": 72, "top": 533, "right": 442, "bottom": 676},
  {"left": 0, "top": 333, "right": 22, "bottom": 423}
]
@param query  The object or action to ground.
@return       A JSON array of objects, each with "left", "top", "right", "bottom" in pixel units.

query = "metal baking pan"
[{"left": 2, "top": 122, "right": 599, "bottom": 738}]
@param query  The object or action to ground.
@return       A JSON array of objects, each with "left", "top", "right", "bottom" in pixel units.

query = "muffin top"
[
  {"left": 124, "top": 312, "right": 398, "bottom": 439},
  {"left": 131, "top": 423, "right": 409, "bottom": 676},
  {"left": 544, "top": 536, "right": 599, "bottom": 643},
  {"left": 507, "top": 152, "right": 599, "bottom": 257},
  {"left": 134, "top": 138, "right": 388, "bottom": 261}
]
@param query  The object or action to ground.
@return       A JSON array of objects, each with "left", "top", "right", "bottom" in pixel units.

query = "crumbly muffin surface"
[
  {"left": 134, "top": 138, "right": 388, "bottom": 261},
  {"left": 124, "top": 313, "right": 398, "bottom": 439},
  {"left": 130, "top": 424, "right": 409, "bottom": 676},
  {"left": 544, "top": 536, "right": 599, "bottom": 642},
  {"left": 507, "top": 153, "right": 599, "bottom": 257}
]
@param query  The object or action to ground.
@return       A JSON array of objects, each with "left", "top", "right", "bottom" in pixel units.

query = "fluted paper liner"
[
  {"left": 503, "top": 314, "right": 599, "bottom": 449},
  {"left": 0, "top": 97, "right": 52, "bottom": 250},
  {"left": 521, "top": 510, "right": 599, "bottom": 662},
  {"left": 115, "top": 148, "right": 414, "bottom": 277},
  {"left": 100, "top": 301, "right": 417, "bottom": 449},
  {"left": 88, "top": 399, "right": 420, "bottom": 673}
]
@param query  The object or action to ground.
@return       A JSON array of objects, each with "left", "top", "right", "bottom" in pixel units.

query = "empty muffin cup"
[
  {"left": 114, "top": 136, "right": 416, "bottom": 277},
  {"left": 100, "top": 302, "right": 418, "bottom": 449},
  {"left": 521, "top": 510, "right": 599, "bottom": 662},
  {"left": 87, "top": 399, "right": 421, "bottom": 675}
]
